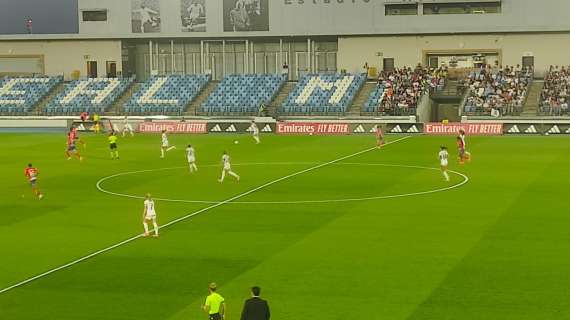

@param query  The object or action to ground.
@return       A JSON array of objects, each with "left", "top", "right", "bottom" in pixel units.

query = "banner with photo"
[
  {"left": 223, "top": 0, "right": 269, "bottom": 32},
  {"left": 181, "top": 0, "right": 206, "bottom": 32},
  {"left": 131, "top": 0, "right": 161, "bottom": 33}
]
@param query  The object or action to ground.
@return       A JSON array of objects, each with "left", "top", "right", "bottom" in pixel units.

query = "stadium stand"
[
  {"left": 124, "top": 74, "right": 210, "bottom": 114},
  {"left": 281, "top": 73, "right": 365, "bottom": 114},
  {"left": 363, "top": 67, "right": 446, "bottom": 116},
  {"left": 0, "top": 76, "right": 63, "bottom": 114},
  {"left": 44, "top": 77, "right": 134, "bottom": 114},
  {"left": 539, "top": 67, "right": 570, "bottom": 116},
  {"left": 462, "top": 65, "right": 532, "bottom": 116},
  {"left": 201, "top": 74, "right": 285, "bottom": 115}
]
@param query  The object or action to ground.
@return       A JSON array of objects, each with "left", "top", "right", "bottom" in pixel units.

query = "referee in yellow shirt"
[
  {"left": 108, "top": 132, "right": 119, "bottom": 160},
  {"left": 203, "top": 282, "right": 226, "bottom": 320}
]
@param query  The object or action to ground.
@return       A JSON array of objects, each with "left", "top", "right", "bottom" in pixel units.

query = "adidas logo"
[
  {"left": 566, "top": 128, "right": 570, "bottom": 134},
  {"left": 77, "top": 124, "right": 85, "bottom": 131},
  {"left": 407, "top": 125, "right": 419, "bottom": 133},
  {"left": 390, "top": 125, "right": 403, "bottom": 133},
  {"left": 210, "top": 124, "right": 222, "bottom": 132},
  {"left": 225, "top": 124, "right": 237, "bottom": 132},
  {"left": 370, "top": 127, "right": 377, "bottom": 133},
  {"left": 261, "top": 124, "right": 272, "bottom": 133},
  {"left": 547, "top": 125, "right": 561, "bottom": 134},
  {"left": 507, "top": 125, "right": 520, "bottom": 134},
  {"left": 353, "top": 125, "right": 365, "bottom": 133},
  {"left": 246, "top": 126, "right": 254, "bottom": 132},
  {"left": 524, "top": 125, "right": 537, "bottom": 134}
]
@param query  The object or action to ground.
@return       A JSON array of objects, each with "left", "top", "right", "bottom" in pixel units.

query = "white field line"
[
  {"left": 97, "top": 163, "right": 469, "bottom": 205},
  {"left": 0, "top": 136, "right": 411, "bottom": 295}
]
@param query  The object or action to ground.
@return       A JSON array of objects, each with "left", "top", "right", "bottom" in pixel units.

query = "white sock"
[
  {"left": 443, "top": 171, "right": 450, "bottom": 181},
  {"left": 153, "top": 222, "right": 159, "bottom": 236},
  {"left": 143, "top": 222, "right": 149, "bottom": 234},
  {"left": 192, "top": 164, "right": 198, "bottom": 171},
  {"left": 254, "top": 136, "right": 260, "bottom": 144},
  {"left": 161, "top": 148, "right": 165, "bottom": 158}
]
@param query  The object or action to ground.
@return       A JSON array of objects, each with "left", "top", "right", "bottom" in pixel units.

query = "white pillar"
[
  {"left": 307, "top": 38, "right": 311, "bottom": 74},
  {"left": 149, "top": 40, "right": 153, "bottom": 73},
  {"left": 171, "top": 40, "right": 175, "bottom": 73},
  {"left": 222, "top": 40, "right": 226, "bottom": 77}
]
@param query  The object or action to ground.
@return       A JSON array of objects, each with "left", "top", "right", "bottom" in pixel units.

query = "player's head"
[
  {"left": 209, "top": 282, "right": 217, "bottom": 292},
  {"left": 187, "top": 144, "right": 192, "bottom": 148},
  {"left": 251, "top": 286, "right": 261, "bottom": 297},
  {"left": 223, "top": 150, "right": 227, "bottom": 155},
  {"left": 440, "top": 146, "right": 447, "bottom": 150},
  {"left": 459, "top": 129, "right": 465, "bottom": 135},
  {"left": 145, "top": 193, "right": 151, "bottom": 199},
  {"left": 28, "top": 163, "right": 32, "bottom": 168},
  {"left": 162, "top": 130, "right": 166, "bottom": 134},
  {"left": 124, "top": 115, "right": 128, "bottom": 119},
  {"left": 251, "top": 120, "right": 255, "bottom": 124}
]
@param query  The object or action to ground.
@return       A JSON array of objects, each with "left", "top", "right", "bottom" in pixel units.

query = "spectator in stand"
[
  {"left": 463, "top": 64, "right": 532, "bottom": 116},
  {"left": 540, "top": 66, "right": 570, "bottom": 116},
  {"left": 373, "top": 65, "right": 447, "bottom": 116}
]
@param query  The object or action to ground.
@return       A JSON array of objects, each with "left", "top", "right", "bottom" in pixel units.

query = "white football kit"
[
  {"left": 144, "top": 199, "right": 156, "bottom": 219},
  {"left": 161, "top": 133, "right": 169, "bottom": 147},
  {"left": 186, "top": 147, "right": 196, "bottom": 163},
  {"left": 439, "top": 150, "right": 449, "bottom": 167},
  {"left": 222, "top": 154, "right": 231, "bottom": 170}
]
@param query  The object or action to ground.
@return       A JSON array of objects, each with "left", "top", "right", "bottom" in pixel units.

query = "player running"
[
  {"left": 186, "top": 144, "right": 198, "bottom": 173},
  {"left": 143, "top": 194, "right": 159, "bottom": 238},
  {"left": 24, "top": 163, "right": 44, "bottom": 199},
  {"left": 218, "top": 151, "right": 240, "bottom": 183},
  {"left": 65, "top": 133, "right": 83, "bottom": 161},
  {"left": 439, "top": 146, "right": 450, "bottom": 182},
  {"left": 122, "top": 116, "right": 134, "bottom": 137},
  {"left": 69, "top": 126, "right": 86, "bottom": 149},
  {"left": 109, "top": 132, "right": 119, "bottom": 160},
  {"left": 458, "top": 129, "right": 471, "bottom": 163},
  {"left": 160, "top": 130, "right": 176, "bottom": 158},
  {"left": 250, "top": 120, "right": 260, "bottom": 144},
  {"left": 375, "top": 125, "right": 385, "bottom": 148}
]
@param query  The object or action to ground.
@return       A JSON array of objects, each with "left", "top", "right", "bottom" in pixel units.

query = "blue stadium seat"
[
  {"left": 45, "top": 77, "right": 134, "bottom": 115},
  {"left": 124, "top": 74, "right": 210, "bottom": 114},
  {"left": 0, "top": 76, "right": 63, "bottom": 114},
  {"left": 281, "top": 74, "right": 364, "bottom": 114},
  {"left": 201, "top": 74, "right": 286, "bottom": 115}
]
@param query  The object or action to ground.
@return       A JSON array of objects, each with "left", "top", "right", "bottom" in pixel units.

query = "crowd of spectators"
[
  {"left": 539, "top": 66, "right": 570, "bottom": 116},
  {"left": 462, "top": 64, "right": 533, "bottom": 116},
  {"left": 373, "top": 65, "right": 447, "bottom": 115}
]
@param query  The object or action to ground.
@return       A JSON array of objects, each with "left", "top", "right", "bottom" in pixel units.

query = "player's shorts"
[
  {"left": 187, "top": 157, "right": 195, "bottom": 163},
  {"left": 441, "top": 160, "right": 448, "bottom": 167},
  {"left": 162, "top": 143, "right": 169, "bottom": 148},
  {"left": 29, "top": 179, "right": 37, "bottom": 187},
  {"left": 458, "top": 148, "right": 465, "bottom": 156},
  {"left": 145, "top": 213, "right": 156, "bottom": 220},
  {"left": 67, "top": 145, "right": 76, "bottom": 152},
  {"left": 223, "top": 164, "right": 231, "bottom": 171},
  {"left": 110, "top": 143, "right": 117, "bottom": 150}
]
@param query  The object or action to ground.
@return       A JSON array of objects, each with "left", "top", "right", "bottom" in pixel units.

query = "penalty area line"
[{"left": 0, "top": 136, "right": 411, "bottom": 295}]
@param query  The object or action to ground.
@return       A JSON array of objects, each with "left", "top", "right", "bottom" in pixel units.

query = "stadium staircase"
[
  {"left": 33, "top": 82, "right": 66, "bottom": 115},
  {"left": 348, "top": 82, "right": 376, "bottom": 116},
  {"left": 270, "top": 81, "right": 296, "bottom": 117},
  {"left": 187, "top": 81, "right": 218, "bottom": 116},
  {"left": 108, "top": 82, "right": 140, "bottom": 115},
  {"left": 522, "top": 80, "right": 543, "bottom": 116}
]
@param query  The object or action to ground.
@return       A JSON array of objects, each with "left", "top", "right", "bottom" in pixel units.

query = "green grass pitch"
[{"left": 1, "top": 132, "right": 569, "bottom": 319}]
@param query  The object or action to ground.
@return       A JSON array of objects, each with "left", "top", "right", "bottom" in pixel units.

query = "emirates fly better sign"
[
  {"left": 424, "top": 123, "right": 503, "bottom": 135},
  {"left": 138, "top": 122, "right": 207, "bottom": 133},
  {"left": 276, "top": 122, "right": 350, "bottom": 135}
]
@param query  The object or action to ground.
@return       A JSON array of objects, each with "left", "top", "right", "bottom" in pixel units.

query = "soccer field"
[{"left": 1, "top": 133, "right": 569, "bottom": 319}]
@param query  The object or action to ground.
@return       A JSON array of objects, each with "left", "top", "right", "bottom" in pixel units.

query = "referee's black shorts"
[
  {"left": 208, "top": 313, "right": 221, "bottom": 320},
  {"left": 110, "top": 143, "right": 117, "bottom": 150}
]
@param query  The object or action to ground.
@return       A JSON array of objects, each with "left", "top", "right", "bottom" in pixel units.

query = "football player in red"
[{"left": 25, "top": 163, "right": 43, "bottom": 199}]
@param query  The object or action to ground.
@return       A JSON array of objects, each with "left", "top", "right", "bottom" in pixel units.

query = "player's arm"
[
  {"left": 142, "top": 204, "right": 147, "bottom": 220},
  {"left": 202, "top": 297, "right": 210, "bottom": 313},
  {"left": 220, "top": 302, "right": 226, "bottom": 318}
]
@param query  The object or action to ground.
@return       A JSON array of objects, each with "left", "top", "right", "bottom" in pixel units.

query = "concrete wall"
[
  {"left": 0, "top": 40, "right": 122, "bottom": 79},
  {"left": 338, "top": 33, "right": 570, "bottom": 75}
]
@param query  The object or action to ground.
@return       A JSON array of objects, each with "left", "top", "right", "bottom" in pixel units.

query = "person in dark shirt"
[{"left": 240, "top": 286, "right": 270, "bottom": 320}]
